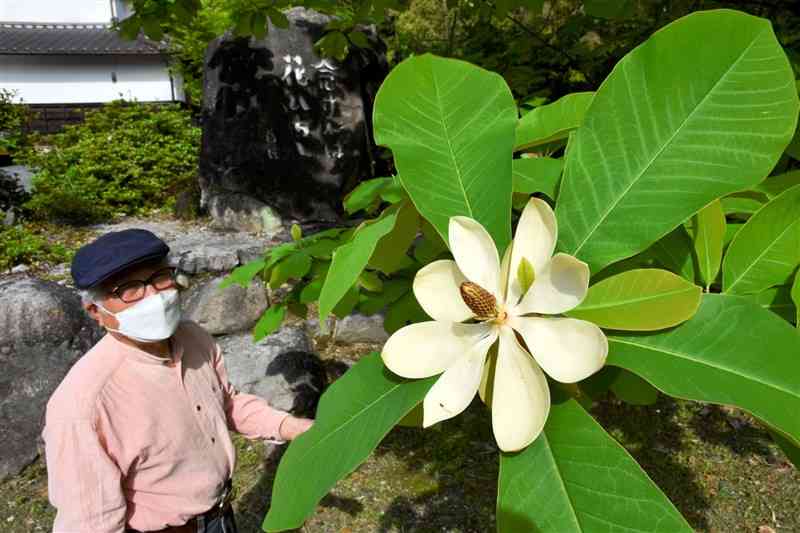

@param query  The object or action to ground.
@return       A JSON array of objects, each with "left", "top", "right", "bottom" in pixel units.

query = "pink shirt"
[{"left": 42, "top": 320, "right": 290, "bottom": 533}]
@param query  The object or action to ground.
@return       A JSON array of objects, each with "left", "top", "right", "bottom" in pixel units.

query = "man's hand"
[{"left": 278, "top": 415, "right": 314, "bottom": 441}]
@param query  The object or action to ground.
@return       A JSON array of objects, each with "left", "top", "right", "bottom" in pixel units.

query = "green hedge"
[{"left": 19, "top": 101, "right": 200, "bottom": 224}]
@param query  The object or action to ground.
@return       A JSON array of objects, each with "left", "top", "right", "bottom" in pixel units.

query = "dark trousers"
[
  {"left": 196, "top": 506, "right": 238, "bottom": 533},
  {"left": 126, "top": 506, "right": 238, "bottom": 533}
]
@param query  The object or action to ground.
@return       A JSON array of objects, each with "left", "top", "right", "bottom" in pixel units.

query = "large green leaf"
[
  {"left": 318, "top": 209, "right": 399, "bottom": 323},
  {"left": 723, "top": 221, "right": 744, "bottom": 250},
  {"left": 368, "top": 201, "right": 419, "bottom": 274},
  {"left": 514, "top": 92, "right": 594, "bottom": 151},
  {"left": 373, "top": 54, "right": 516, "bottom": 252},
  {"left": 343, "top": 177, "right": 393, "bottom": 214},
  {"left": 608, "top": 293, "right": 800, "bottom": 444},
  {"left": 358, "top": 278, "right": 410, "bottom": 315},
  {"left": 253, "top": 304, "right": 286, "bottom": 342},
  {"left": 743, "top": 285, "right": 796, "bottom": 324},
  {"left": 512, "top": 157, "right": 563, "bottom": 199},
  {"left": 384, "top": 290, "right": 429, "bottom": 334},
  {"left": 644, "top": 227, "right": 696, "bottom": 282},
  {"left": 792, "top": 271, "right": 800, "bottom": 327},
  {"left": 414, "top": 218, "right": 450, "bottom": 264},
  {"left": 786, "top": 123, "right": 800, "bottom": 161},
  {"left": 609, "top": 369, "right": 659, "bottom": 405},
  {"left": 219, "top": 258, "right": 265, "bottom": 289},
  {"left": 269, "top": 251, "right": 311, "bottom": 288},
  {"left": 754, "top": 170, "right": 800, "bottom": 198},
  {"left": 722, "top": 183, "right": 800, "bottom": 295},
  {"left": 567, "top": 268, "right": 701, "bottom": 330},
  {"left": 720, "top": 192, "right": 766, "bottom": 216},
  {"left": 263, "top": 353, "right": 435, "bottom": 531},
  {"left": 556, "top": 10, "right": 798, "bottom": 273},
  {"left": 692, "top": 199, "right": 726, "bottom": 289},
  {"left": 497, "top": 396, "right": 691, "bottom": 533}
]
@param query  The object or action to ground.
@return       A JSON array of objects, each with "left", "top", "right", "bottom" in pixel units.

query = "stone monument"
[{"left": 199, "top": 7, "right": 389, "bottom": 233}]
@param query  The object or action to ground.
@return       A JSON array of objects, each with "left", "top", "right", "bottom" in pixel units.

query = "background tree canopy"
[{"left": 120, "top": 0, "right": 800, "bottom": 109}]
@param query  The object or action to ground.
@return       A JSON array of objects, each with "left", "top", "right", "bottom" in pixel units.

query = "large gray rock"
[
  {"left": 334, "top": 312, "right": 388, "bottom": 344},
  {"left": 0, "top": 165, "right": 34, "bottom": 193},
  {"left": 217, "top": 326, "right": 324, "bottom": 417},
  {"left": 0, "top": 278, "right": 102, "bottom": 481},
  {"left": 0, "top": 166, "right": 30, "bottom": 226},
  {"left": 199, "top": 7, "right": 390, "bottom": 230},
  {"left": 182, "top": 275, "right": 269, "bottom": 335},
  {"left": 90, "top": 218, "right": 281, "bottom": 275},
  {"left": 205, "top": 193, "right": 284, "bottom": 235},
  {"left": 170, "top": 230, "right": 282, "bottom": 273}
]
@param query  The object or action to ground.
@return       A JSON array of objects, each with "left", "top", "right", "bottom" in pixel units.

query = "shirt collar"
[{"left": 105, "top": 329, "right": 185, "bottom": 366}]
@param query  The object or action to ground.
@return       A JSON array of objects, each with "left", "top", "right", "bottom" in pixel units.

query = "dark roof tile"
[{"left": 0, "top": 23, "right": 163, "bottom": 55}]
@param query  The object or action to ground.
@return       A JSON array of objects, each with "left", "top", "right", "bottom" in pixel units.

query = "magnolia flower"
[{"left": 381, "top": 198, "right": 608, "bottom": 452}]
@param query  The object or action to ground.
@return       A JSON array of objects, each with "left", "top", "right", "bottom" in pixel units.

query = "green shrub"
[
  {"left": 19, "top": 101, "right": 200, "bottom": 224},
  {"left": 0, "top": 88, "right": 30, "bottom": 155},
  {"left": 0, "top": 224, "right": 72, "bottom": 271}
]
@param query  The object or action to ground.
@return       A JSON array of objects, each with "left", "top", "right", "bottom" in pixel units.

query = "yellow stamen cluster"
[{"left": 459, "top": 281, "right": 497, "bottom": 319}]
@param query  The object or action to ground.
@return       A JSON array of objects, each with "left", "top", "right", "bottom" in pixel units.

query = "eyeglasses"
[{"left": 110, "top": 267, "right": 183, "bottom": 303}]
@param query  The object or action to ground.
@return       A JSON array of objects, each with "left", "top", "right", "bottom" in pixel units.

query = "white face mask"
[{"left": 98, "top": 289, "right": 182, "bottom": 343}]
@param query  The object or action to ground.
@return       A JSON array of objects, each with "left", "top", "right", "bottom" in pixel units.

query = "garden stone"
[
  {"left": 206, "top": 193, "right": 284, "bottom": 235},
  {"left": 183, "top": 275, "right": 268, "bottom": 335},
  {"left": 91, "top": 219, "right": 190, "bottom": 242},
  {"left": 90, "top": 219, "right": 280, "bottom": 275},
  {"left": 199, "top": 7, "right": 389, "bottom": 229},
  {"left": 169, "top": 231, "right": 275, "bottom": 274},
  {"left": 216, "top": 326, "right": 323, "bottom": 418},
  {"left": 334, "top": 312, "right": 389, "bottom": 344},
  {"left": 1, "top": 165, "right": 34, "bottom": 193},
  {"left": 45, "top": 263, "right": 70, "bottom": 282},
  {"left": 305, "top": 316, "right": 336, "bottom": 344},
  {"left": 0, "top": 278, "right": 102, "bottom": 481}
]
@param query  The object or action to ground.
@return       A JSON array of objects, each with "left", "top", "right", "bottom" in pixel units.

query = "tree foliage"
[{"left": 122, "top": 0, "right": 800, "bottom": 109}]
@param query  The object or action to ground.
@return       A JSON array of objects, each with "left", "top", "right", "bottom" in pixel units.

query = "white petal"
[
  {"left": 413, "top": 260, "right": 474, "bottom": 323},
  {"left": 510, "top": 316, "right": 608, "bottom": 383},
  {"left": 499, "top": 242, "right": 513, "bottom": 304},
  {"left": 491, "top": 326, "right": 550, "bottom": 452},
  {"left": 507, "top": 198, "right": 557, "bottom": 305},
  {"left": 381, "top": 321, "right": 494, "bottom": 379},
  {"left": 478, "top": 345, "right": 496, "bottom": 406},
  {"left": 423, "top": 330, "right": 498, "bottom": 427},
  {"left": 514, "top": 253, "right": 589, "bottom": 315},
  {"left": 449, "top": 216, "right": 502, "bottom": 298}
]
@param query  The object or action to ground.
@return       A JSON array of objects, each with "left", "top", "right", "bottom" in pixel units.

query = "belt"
[{"left": 127, "top": 479, "right": 235, "bottom": 533}]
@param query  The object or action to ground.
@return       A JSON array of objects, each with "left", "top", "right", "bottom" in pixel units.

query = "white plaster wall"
[
  {"left": 0, "top": 55, "right": 184, "bottom": 104},
  {"left": 0, "top": 0, "right": 112, "bottom": 23}
]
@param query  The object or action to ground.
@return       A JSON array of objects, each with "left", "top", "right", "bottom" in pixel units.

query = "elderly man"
[{"left": 42, "top": 229, "right": 313, "bottom": 533}]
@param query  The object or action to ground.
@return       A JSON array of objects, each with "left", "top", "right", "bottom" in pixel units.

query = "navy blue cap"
[{"left": 71, "top": 229, "right": 170, "bottom": 289}]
